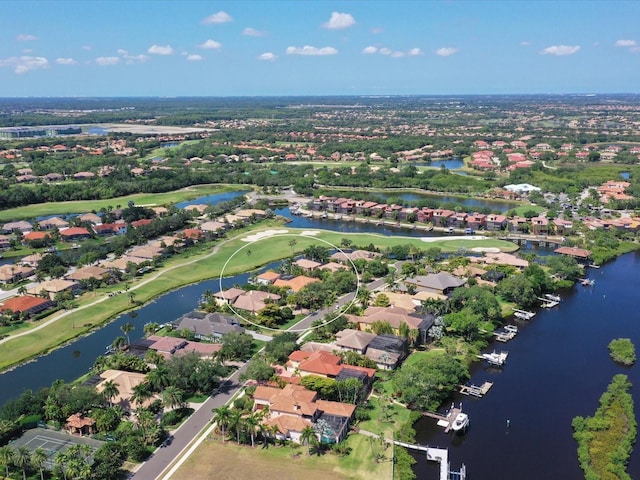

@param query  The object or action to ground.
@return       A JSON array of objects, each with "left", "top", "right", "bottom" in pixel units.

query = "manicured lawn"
[
  {"left": 0, "top": 184, "right": 245, "bottom": 222},
  {"left": 174, "top": 440, "right": 354, "bottom": 480}
]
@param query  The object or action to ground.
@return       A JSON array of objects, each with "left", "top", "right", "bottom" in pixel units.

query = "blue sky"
[{"left": 1, "top": 0, "right": 639, "bottom": 97}]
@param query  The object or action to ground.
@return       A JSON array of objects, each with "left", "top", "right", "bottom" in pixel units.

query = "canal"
[{"left": 1, "top": 195, "right": 639, "bottom": 479}]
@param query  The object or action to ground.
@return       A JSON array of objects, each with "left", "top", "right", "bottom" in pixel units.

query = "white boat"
[
  {"left": 580, "top": 278, "right": 595, "bottom": 286},
  {"left": 545, "top": 293, "right": 561, "bottom": 302},
  {"left": 514, "top": 310, "right": 535, "bottom": 320},
  {"left": 504, "top": 325, "right": 518, "bottom": 334},
  {"left": 479, "top": 351, "right": 508, "bottom": 366},
  {"left": 451, "top": 412, "right": 470, "bottom": 432}
]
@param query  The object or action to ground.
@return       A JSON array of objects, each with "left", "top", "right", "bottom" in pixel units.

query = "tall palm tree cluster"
[
  {"left": 212, "top": 405, "right": 321, "bottom": 455},
  {"left": 0, "top": 443, "right": 93, "bottom": 480}
]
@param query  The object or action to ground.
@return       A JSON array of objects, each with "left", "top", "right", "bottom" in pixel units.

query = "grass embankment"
[
  {"left": 0, "top": 184, "right": 245, "bottom": 222},
  {"left": 0, "top": 226, "right": 518, "bottom": 371},
  {"left": 572, "top": 374, "right": 637, "bottom": 480}
]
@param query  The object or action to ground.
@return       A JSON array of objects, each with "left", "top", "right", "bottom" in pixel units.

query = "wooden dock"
[
  {"left": 537, "top": 297, "right": 559, "bottom": 308},
  {"left": 477, "top": 351, "right": 508, "bottom": 366},
  {"left": 422, "top": 407, "right": 461, "bottom": 433},
  {"left": 459, "top": 382, "right": 493, "bottom": 398}
]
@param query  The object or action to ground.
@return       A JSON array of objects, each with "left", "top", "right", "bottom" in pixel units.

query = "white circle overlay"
[{"left": 218, "top": 232, "right": 361, "bottom": 333}]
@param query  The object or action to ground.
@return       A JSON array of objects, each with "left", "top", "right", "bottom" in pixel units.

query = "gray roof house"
[
  {"left": 175, "top": 311, "right": 244, "bottom": 340},
  {"left": 404, "top": 272, "right": 467, "bottom": 295}
]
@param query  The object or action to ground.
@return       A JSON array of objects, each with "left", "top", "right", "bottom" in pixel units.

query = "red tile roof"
[{"left": 0, "top": 295, "right": 52, "bottom": 313}]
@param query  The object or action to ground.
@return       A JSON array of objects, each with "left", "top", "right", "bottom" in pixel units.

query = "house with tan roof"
[
  {"left": 0, "top": 264, "right": 35, "bottom": 284},
  {"left": 347, "top": 306, "right": 434, "bottom": 338},
  {"left": 294, "top": 258, "right": 322, "bottom": 272},
  {"left": 27, "top": 279, "right": 79, "bottom": 299},
  {"left": 330, "top": 249, "right": 382, "bottom": 264},
  {"left": 334, "top": 329, "right": 377, "bottom": 354},
  {"left": 253, "top": 383, "right": 355, "bottom": 444},
  {"left": 39, "top": 216, "right": 69, "bottom": 230},
  {"left": 213, "top": 287, "right": 246, "bottom": 305},
  {"left": 2, "top": 221, "right": 32, "bottom": 234},
  {"left": 77, "top": 213, "right": 102, "bottom": 225},
  {"left": 199, "top": 221, "right": 227, "bottom": 234},
  {"left": 100, "top": 256, "right": 148, "bottom": 272},
  {"left": 255, "top": 270, "right": 281, "bottom": 285},
  {"left": 232, "top": 290, "right": 282, "bottom": 313},
  {"left": 66, "top": 266, "right": 110, "bottom": 282},
  {"left": 96, "top": 369, "right": 154, "bottom": 411},
  {"left": 273, "top": 275, "right": 320, "bottom": 293}
]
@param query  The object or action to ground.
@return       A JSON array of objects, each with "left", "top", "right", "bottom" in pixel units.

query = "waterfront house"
[
  {"left": 199, "top": 221, "right": 227, "bottom": 235},
  {"left": 213, "top": 287, "right": 246, "bottom": 306},
  {"left": 554, "top": 246, "right": 592, "bottom": 262},
  {"left": 531, "top": 216, "right": 549, "bottom": 235},
  {"left": 404, "top": 272, "right": 467, "bottom": 296},
  {"left": 273, "top": 275, "right": 320, "bottom": 293},
  {"left": 59, "top": 227, "right": 91, "bottom": 241},
  {"left": 174, "top": 311, "right": 244, "bottom": 340},
  {"left": 0, "top": 235, "right": 10, "bottom": 249},
  {"left": 329, "top": 249, "right": 382, "bottom": 264},
  {"left": 93, "top": 223, "right": 127, "bottom": 236},
  {"left": 22, "top": 231, "right": 51, "bottom": 245},
  {"left": 255, "top": 270, "right": 282, "bottom": 285},
  {"left": 100, "top": 256, "right": 148, "bottom": 273},
  {"left": 294, "top": 258, "right": 322, "bottom": 272},
  {"left": 485, "top": 214, "right": 508, "bottom": 231},
  {"left": 365, "top": 334, "right": 408, "bottom": 370},
  {"left": 78, "top": 212, "right": 102, "bottom": 225},
  {"left": 39, "top": 216, "right": 69, "bottom": 230},
  {"left": 232, "top": 290, "right": 282, "bottom": 313},
  {"left": 347, "top": 306, "right": 434, "bottom": 339}
]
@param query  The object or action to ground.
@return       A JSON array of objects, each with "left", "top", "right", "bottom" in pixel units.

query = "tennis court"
[{"left": 10, "top": 428, "right": 103, "bottom": 468}]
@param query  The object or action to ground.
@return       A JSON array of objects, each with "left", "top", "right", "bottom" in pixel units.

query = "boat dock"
[
  {"left": 358, "top": 429, "right": 467, "bottom": 480},
  {"left": 494, "top": 329, "right": 517, "bottom": 342},
  {"left": 459, "top": 381, "right": 493, "bottom": 397},
  {"left": 422, "top": 406, "right": 462, "bottom": 434},
  {"left": 513, "top": 309, "right": 535, "bottom": 320},
  {"left": 580, "top": 278, "right": 595, "bottom": 286},
  {"left": 478, "top": 351, "right": 508, "bottom": 366},
  {"left": 537, "top": 297, "right": 559, "bottom": 308}
]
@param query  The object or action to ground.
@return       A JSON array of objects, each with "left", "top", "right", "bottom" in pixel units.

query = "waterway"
[
  {"left": 413, "top": 251, "right": 640, "bottom": 479},
  {"left": 2, "top": 195, "right": 639, "bottom": 478}
]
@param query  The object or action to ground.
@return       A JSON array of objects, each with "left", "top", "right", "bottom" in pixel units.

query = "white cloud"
[
  {"left": 435, "top": 47, "right": 458, "bottom": 57},
  {"left": 540, "top": 45, "right": 580, "bottom": 56},
  {"left": 56, "top": 58, "right": 77, "bottom": 65},
  {"left": 243, "top": 27, "right": 265, "bottom": 37},
  {"left": 371, "top": 27, "right": 384, "bottom": 35},
  {"left": 16, "top": 34, "right": 38, "bottom": 42},
  {"left": 95, "top": 56, "right": 120, "bottom": 66},
  {"left": 379, "top": 47, "right": 392, "bottom": 56},
  {"left": 391, "top": 51, "right": 405, "bottom": 58},
  {"left": 364, "top": 45, "right": 423, "bottom": 57},
  {"left": 322, "top": 12, "right": 355, "bottom": 30},
  {"left": 198, "top": 39, "right": 222, "bottom": 50},
  {"left": 408, "top": 48, "right": 423, "bottom": 56},
  {"left": 148, "top": 45, "right": 174, "bottom": 55},
  {"left": 0, "top": 56, "right": 48, "bottom": 74},
  {"left": 186, "top": 54, "right": 203, "bottom": 61},
  {"left": 520, "top": 41, "right": 531, "bottom": 46},
  {"left": 117, "top": 49, "right": 149, "bottom": 64},
  {"left": 615, "top": 39, "right": 637, "bottom": 47},
  {"left": 362, "top": 46, "right": 378, "bottom": 54},
  {"left": 258, "top": 52, "right": 277, "bottom": 61},
  {"left": 286, "top": 45, "right": 338, "bottom": 56},
  {"left": 202, "top": 11, "right": 233, "bottom": 24}
]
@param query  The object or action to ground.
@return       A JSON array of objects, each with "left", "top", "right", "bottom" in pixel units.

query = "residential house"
[
  {"left": 329, "top": 249, "right": 382, "bottom": 264},
  {"left": 174, "top": 311, "right": 244, "bottom": 340},
  {"left": 255, "top": 271, "right": 282, "bottom": 285},
  {"left": 22, "top": 231, "right": 51, "bottom": 244},
  {"left": 77, "top": 213, "right": 102, "bottom": 225},
  {"left": 347, "top": 306, "right": 434, "bottom": 341},
  {"left": 273, "top": 275, "right": 320, "bottom": 293},
  {"left": 294, "top": 259, "right": 322, "bottom": 272},
  {"left": 96, "top": 369, "right": 154, "bottom": 410},
  {"left": 530, "top": 216, "right": 549, "bottom": 235},
  {"left": 0, "top": 235, "right": 11, "bottom": 249},
  {"left": 39, "top": 216, "right": 69, "bottom": 230},
  {"left": 213, "top": 287, "right": 246, "bottom": 306},
  {"left": 365, "top": 334, "right": 408, "bottom": 370},
  {"left": 100, "top": 256, "right": 148, "bottom": 273},
  {"left": 334, "top": 329, "right": 377, "bottom": 354},
  {"left": 59, "top": 227, "right": 91, "bottom": 241},
  {"left": 26, "top": 279, "right": 80, "bottom": 299},
  {"left": 65, "top": 266, "right": 111, "bottom": 282},
  {"left": 554, "top": 246, "right": 591, "bottom": 262},
  {"left": 0, "top": 295, "right": 55, "bottom": 316},
  {"left": 93, "top": 223, "right": 127, "bottom": 236},
  {"left": 233, "top": 290, "right": 281, "bottom": 313},
  {"left": 2, "top": 221, "right": 32, "bottom": 234},
  {"left": 485, "top": 214, "right": 508, "bottom": 231},
  {"left": 404, "top": 272, "right": 467, "bottom": 296},
  {"left": 0, "top": 264, "right": 35, "bottom": 284}
]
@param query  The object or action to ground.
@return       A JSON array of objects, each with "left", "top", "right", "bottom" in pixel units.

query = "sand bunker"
[
  {"left": 420, "top": 235, "right": 488, "bottom": 242},
  {"left": 470, "top": 247, "right": 501, "bottom": 253},
  {"left": 299, "top": 230, "right": 320, "bottom": 236},
  {"left": 241, "top": 229, "right": 289, "bottom": 242}
]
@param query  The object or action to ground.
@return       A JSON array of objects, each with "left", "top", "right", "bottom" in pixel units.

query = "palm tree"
[
  {"left": 212, "top": 405, "right": 232, "bottom": 443},
  {"left": 136, "top": 408, "right": 156, "bottom": 446},
  {"left": 143, "top": 322, "right": 159, "bottom": 336},
  {"left": 0, "top": 445, "right": 14, "bottom": 479},
  {"left": 357, "top": 288, "right": 372, "bottom": 309},
  {"left": 146, "top": 367, "right": 170, "bottom": 392},
  {"left": 244, "top": 413, "right": 261, "bottom": 448},
  {"left": 13, "top": 445, "right": 31, "bottom": 480},
  {"left": 300, "top": 426, "right": 317, "bottom": 456},
  {"left": 130, "top": 382, "right": 153, "bottom": 408},
  {"left": 120, "top": 321, "right": 135, "bottom": 346},
  {"left": 228, "top": 409, "right": 244, "bottom": 445},
  {"left": 31, "top": 448, "right": 48, "bottom": 480},
  {"left": 55, "top": 450, "right": 70, "bottom": 480},
  {"left": 288, "top": 238, "right": 297, "bottom": 256},
  {"left": 162, "top": 386, "right": 185, "bottom": 410},
  {"left": 101, "top": 379, "right": 120, "bottom": 407},
  {"left": 111, "top": 335, "right": 126, "bottom": 351}
]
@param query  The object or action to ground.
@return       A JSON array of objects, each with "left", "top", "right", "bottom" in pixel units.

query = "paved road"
[{"left": 130, "top": 363, "right": 248, "bottom": 480}]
